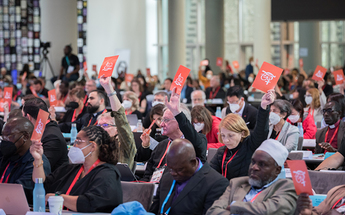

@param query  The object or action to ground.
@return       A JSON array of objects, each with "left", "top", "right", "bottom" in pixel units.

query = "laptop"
[
  {"left": 0, "top": 184, "right": 30, "bottom": 215},
  {"left": 116, "top": 163, "right": 137, "bottom": 182}
]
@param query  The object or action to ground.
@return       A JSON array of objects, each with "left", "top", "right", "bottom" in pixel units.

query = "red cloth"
[
  {"left": 206, "top": 116, "right": 225, "bottom": 149},
  {"left": 302, "top": 113, "right": 317, "bottom": 139},
  {"left": 326, "top": 120, "right": 340, "bottom": 149}
]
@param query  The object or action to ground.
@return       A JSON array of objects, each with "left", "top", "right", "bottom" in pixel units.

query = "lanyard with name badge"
[
  {"left": 221, "top": 148, "right": 238, "bottom": 178},
  {"left": 150, "top": 141, "right": 171, "bottom": 183}
]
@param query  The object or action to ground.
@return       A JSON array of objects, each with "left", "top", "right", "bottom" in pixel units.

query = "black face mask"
[
  {"left": 0, "top": 134, "right": 24, "bottom": 158},
  {"left": 66, "top": 102, "right": 79, "bottom": 110}
]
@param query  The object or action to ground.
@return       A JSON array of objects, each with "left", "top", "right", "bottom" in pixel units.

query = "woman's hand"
[
  {"left": 296, "top": 193, "right": 312, "bottom": 215},
  {"left": 48, "top": 105, "right": 56, "bottom": 121},
  {"left": 261, "top": 89, "right": 275, "bottom": 110},
  {"left": 99, "top": 75, "right": 113, "bottom": 94},
  {"left": 165, "top": 87, "right": 181, "bottom": 116},
  {"left": 30, "top": 140, "right": 44, "bottom": 161},
  {"left": 45, "top": 193, "right": 55, "bottom": 206}
]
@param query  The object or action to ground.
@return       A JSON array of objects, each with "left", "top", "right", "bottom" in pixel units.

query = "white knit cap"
[{"left": 255, "top": 139, "right": 288, "bottom": 167}]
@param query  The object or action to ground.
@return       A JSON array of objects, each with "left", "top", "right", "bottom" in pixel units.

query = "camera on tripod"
[{"left": 40, "top": 41, "right": 51, "bottom": 50}]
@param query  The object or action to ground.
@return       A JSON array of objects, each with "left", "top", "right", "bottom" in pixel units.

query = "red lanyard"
[
  {"left": 332, "top": 197, "right": 345, "bottom": 209},
  {"left": 250, "top": 190, "right": 263, "bottom": 202},
  {"left": 65, "top": 159, "right": 100, "bottom": 195},
  {"left": 221, "top": 148, "right": 238, "bottom": 177},
  {"left": 325, "top": 126, "right": 339, "bottom": 145},
  {"left": 87, "top": 109, "right": 107, "bottom": 126},
  {"left": 72, "top": 105, "right": 84, "bottom": 122},
  {"left": 0, "top": 163, "right": 12, "bottom": 183},
  {"left": 125, "top": 110, "right": 133, "bottom": 115},
  {"left": 209, "top": 87, "right": 220, "bottom": 100},
  {"left": 275, "top": 131, "right": 281, "bottom": 140},
  {"left": 156, "top": 141, "right": 171, "bottom": 169}
]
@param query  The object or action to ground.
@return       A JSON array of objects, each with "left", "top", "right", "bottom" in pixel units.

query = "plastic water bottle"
[
  {"left": 137, "top": 119, "right": 143, "bottom": 132},
  {"left": 33, "top": 178, "right": 45, "bottom": 212},
  {"left": 297, "top": 122, "right": 303, "bottom": 137},
  {"left": 70, "top": 123, "right": 77, "bottom": 144},
  {"left": 215, "top": 107, "right": 222, "bottom": 118}
]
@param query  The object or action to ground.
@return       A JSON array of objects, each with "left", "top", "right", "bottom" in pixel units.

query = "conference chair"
[{"left": 121, "top": 181, "right": 155, "bottom": 211}]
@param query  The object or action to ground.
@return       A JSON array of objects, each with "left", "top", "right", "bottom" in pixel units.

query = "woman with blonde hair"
[
  {"left": 303, "top": 82, "right": 326, "bottom": 123},
  {"left": 210, "top": 90, "right": 274, "bottom": 180},
  {"left": 122, "top": 91, "right": 143, "bottom": 120}
]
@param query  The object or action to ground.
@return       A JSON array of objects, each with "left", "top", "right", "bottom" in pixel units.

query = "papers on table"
[{"left": 303, "top": 139, "right": 316, "bottom": 147}]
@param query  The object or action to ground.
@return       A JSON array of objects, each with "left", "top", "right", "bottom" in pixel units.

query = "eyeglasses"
[
  {"left": 322, "top": 108, "right": 336, "bottom": 115},
  {"left": 161, "top": 118, "right": 176, "bottom": 124},
  {"left": 97, "top": 124, "right": 116, "bottom": 128},
  {"left": 73, "top": 139, "right": 86, "bottom": 145},
  {"left": 228, "top": 99, "right": 240, "bottom": 105}
]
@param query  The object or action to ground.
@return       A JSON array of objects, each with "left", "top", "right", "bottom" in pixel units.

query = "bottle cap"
[{"left": 35, "top": 178, "right": 43, "bottom": 183}]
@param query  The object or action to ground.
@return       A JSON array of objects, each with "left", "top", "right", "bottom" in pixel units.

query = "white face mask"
[
  {"left": 206, "top": 74, "right": 213, "bottom": 80},
  {"left": 305, "top": 96, "right": 313, "bottom": 105},
  {"left": 152, "top": 101, "right": 164, "bottom": 107},
  {"left": 228, "top": 102, "right": 240, "bottom": 113},
  {"left": 288, "top": 114, "right": 300, "bottom": 123},
  {"left": 68, "top": 143, "right": 92, "bottom": 164},
  {"left": 269, "top": 112, "right": 282, "bottom": 125},
  {"left": 248, "top": 77, "right": 254, "bottom": 83},
  {"left": 122, "top": 100, "right": 133, "bottom": 109},
  {"left": 289, "top": 94, "right": 294, "bottom": 99},
  {"left": 193, "top": 122, "right": 205, "bottom": 132}
]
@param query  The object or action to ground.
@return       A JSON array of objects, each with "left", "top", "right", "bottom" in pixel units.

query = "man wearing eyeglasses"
[{"left": 315, "top": 101, "right": 345, "bottom": 154}]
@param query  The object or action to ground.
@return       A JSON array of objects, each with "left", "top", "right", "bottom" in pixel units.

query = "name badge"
[
  {"left": 150, "top": 167, "right": 165, "bottom": 183},
  {"left": 67, "top": 65, "right": 74, "bottom": 74}
]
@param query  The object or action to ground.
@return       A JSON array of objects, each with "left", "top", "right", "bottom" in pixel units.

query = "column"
[
  {"left": 205, "top": 0, "right": 224, "bottom": 73},
  {"left": 253, "top": 0, "right": 271, "bottom": 73},
  {"left": 168, "top": 0, "right": 186, "bottom": 78},
  {"left": 299, "top": 21, "right": 321, "bottom": 73}
]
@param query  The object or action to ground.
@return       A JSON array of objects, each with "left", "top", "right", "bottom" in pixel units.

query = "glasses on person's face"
[
  {"left": 322, "top": 108, "right": 336, "bottom": 115},
  {"left": 97, "top": 124, "right": 116, "bottom": 129},
  {"left": 161, "top": 117, "right": 176, "bottom": 124},
  {"left": 73, "top": 139, "right": 86, "bottom": 145}
]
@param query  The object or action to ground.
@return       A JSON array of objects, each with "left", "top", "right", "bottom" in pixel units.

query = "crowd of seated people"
[{"left": 1, "top": 57, "right": 345, "bottom": 215}]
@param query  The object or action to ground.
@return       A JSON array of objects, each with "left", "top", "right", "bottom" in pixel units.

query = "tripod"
[{"left": 40, "top": 48, "right": 55, "bottom": 78}]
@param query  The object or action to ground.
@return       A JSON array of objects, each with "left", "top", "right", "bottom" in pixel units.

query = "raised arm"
[
  {"left": 30, "top": 140, "right": 46, "bottom": 182},
  {"left": 99, "top": 75, "right": 121, "bottom": 111}
]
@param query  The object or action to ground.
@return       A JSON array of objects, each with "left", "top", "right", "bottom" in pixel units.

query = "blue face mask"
[
  {"left": 4, "top": 82, "right": 9, "bottom": 87},
  {"left": 16, "top": 83, "right": 22, "bottom": 90},
  {"left": 224, "top": 84, "right": 230, "bottom": 89}
]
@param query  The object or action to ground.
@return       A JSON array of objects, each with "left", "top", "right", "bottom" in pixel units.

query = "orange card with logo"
[
  {"left": 83, "top": 61, "right": 87, "bottom": 72},
  {"left": 312, "top": 65, "right": 327, "bottom": 81},
  {"left": 170, "top": 65, "right": 191, "bottom": 95},
  {"left": 98, "top": 55, "right": 119, "bottom": 79},
  {"left": 200, "top": 60, "right": 208, "bottom": 66},
  {"left": 92, "top": 65, "right": 97, "bottom": 72},
  {"left": 232, "top": 61, "right": 239, "bottom": 69},
  {"left": 4, "top": 87, "right": 12, "bottom": 109},
  {"left": 31, "top": 109, "right": 49, "bottom": 141},
  {"left": 216, "top": 57, "right": 223, "bottom": 67},
  {"left": 146, "top": 68, "right": 151, "bottom": 77},
  {"left": 125, "top": 74, "right": 134, "bottom": 83},
  {"left": 287, "top": 160, "right": 313, "bottom": 195},
  {"left": 333, "top": 69, "right": 345, "bottom": 85},
  {"left": 299, "top": 59, "right": 303, "bottom": 68},
  {"left": 0, "top": 99, "right": 5, "bottom": 112},
  {"left": 251, "top": 62, "right": 283, "bottom": 93},
  {"left": 48, "top": 89, "right": 58, "bottom": 106},
  {"left": 30, "top": 86, "right": 38, "bottom": 97}
]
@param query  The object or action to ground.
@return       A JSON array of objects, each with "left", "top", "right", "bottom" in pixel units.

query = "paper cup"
[{"left": 48, "top": 196, "right": 64, "bottom": 215}]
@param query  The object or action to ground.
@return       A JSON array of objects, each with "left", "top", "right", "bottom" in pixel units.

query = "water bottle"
[
  {"left": 297, "top": 122, "right": 303, "bottom": 137},
  {"left": 70, "top": 123, "right": 77, "bottom": 144},
  {"left": 137, "top": 119, "right": 143, "bottom": 132},
  {"left": 33, "top": 178, "right": 45, "bottom": 212},
  {"left": 215, "top": 107, "right": 222, "bottom": 118},
  {"left": 155, "top": 128, "right": 162, "bottom": 139}
]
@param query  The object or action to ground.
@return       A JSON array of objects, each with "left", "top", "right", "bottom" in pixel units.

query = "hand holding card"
[
  {"left": 48, "top": 89, "right": 57, "bottom": 106},
  {"left": 31, "top": 109, "right": 50, "bottom": 141},
  {"left": 98, "top": 55, "right": 119, "bottom": 79},
  {"left": 170, "top": 65, "right": 191, "bottom": 95},
  {"left": 251, "top": 62, "right": 283, "bottom": 93}
]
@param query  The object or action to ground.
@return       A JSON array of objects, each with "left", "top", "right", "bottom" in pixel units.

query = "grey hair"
[
  {"left": 191, "top": 90, "right": 206, "bottom": 100},
  {"left": 163, "top": 103, "right": 191, "bottom": 123},
  {"left": 272, "top": 99, "right": 292, "bottom": 120}
]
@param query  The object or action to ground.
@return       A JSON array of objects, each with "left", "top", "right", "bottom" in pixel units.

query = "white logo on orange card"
[
  {"left": 315, "top": 70, "right": 323, "bottom": 78},
  {"left": 4, "top": 92, "right": 11, "bottom": 100},
  {"left": 337, "top": 74, "right": 343, "bottom": 81},
  {"left": 102, "top": 62, "right": 114, "bottom": 71},
  {"left": 260, "top": 70, "right": 276, "bottom": 85},
  {"left": 35, "top": 119, "right": 44, "bottom": 134},
  {"left": 50, "top": 95, "right": 56, "bottom": 102},
  {"left": 293, "top": 170, "right": 306, "bottom": 186},
  {"left": 174, "top": 74, "right": 184, "bottom": 87}
]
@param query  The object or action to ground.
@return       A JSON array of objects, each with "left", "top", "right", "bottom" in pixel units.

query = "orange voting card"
[
  {"left": 216, "top": 57, "right": 223, "bottom": 67},
  {"left": 299, "top": 59, "right": 303, "bottom": 68},
  {"left": 92, "top": 65, "right": 97, "bottom": 72},
  {"left": 31, "top": 109, "right": 50, "bottom": 141},
  {"left": 251, "top": 62, "right": 283, "bottom": 93},
  {"left": 30, "top": 86, "right": 38, "bottom": 97},
  {"left": 98, "top": 55, "right": 119, "bottom": 79},
  {"left": 146, "top": 68, "right": 151, "bottom": 77},
  {"left": 125, "top": 74, "right": 134, "bottom": 83},
  {"left": 3, "top": 87, "right": 12, "bottom": 110},
  {"left": 0, "top": 99, "right": 5, "bottom": 112},
  {"left": 48, "top": 89, "right": 58, "bottom": 106},
  {"left": 170, "top": 65, "right": 191, "bottom": 95},
  {"left": 83, "top": 61, "right": 87, "bottom": 72},
  {"left": 287, "top": 160, "right": 313, "bottom": 195},
  {"left": 200, "top": 60, "right": 208, "bottom": 66},
  {"left": 312, "top": 65, "right": 327, "bottom": 81},
  {"left": 232, "top": 61, "right": 239, "bottom": 69},
  {"left": 333, "top": 69, "right": 345, "bottom": 85}
]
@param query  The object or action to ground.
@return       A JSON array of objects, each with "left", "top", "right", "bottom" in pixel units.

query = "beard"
[
  {"left": 248, "top": 176, "right": 275, "bottom": 189},
  {"left": 86, "top": 104, "right": 99, "bottom": 113}
]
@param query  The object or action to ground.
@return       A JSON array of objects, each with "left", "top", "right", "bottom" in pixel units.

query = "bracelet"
[
  {"left": 142, "top": 143, "right": 151, "bottom": 149},
  {"left": 107, "top": 91, "right": 117, "bottom": 97},
  {"left": 33, "top": 160, "right": 44, "bottom": 168}
]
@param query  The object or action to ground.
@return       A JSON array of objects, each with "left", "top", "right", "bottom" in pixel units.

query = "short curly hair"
[{"left": 82, "top": 125, "right": 119, "bottom": 165}]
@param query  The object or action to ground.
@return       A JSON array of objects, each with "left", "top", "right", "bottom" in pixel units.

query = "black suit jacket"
[
  {"left": 182, "top": 85, "right": 193, "bottom": 103},
  {"left": 42, "top": 121, "right": 69, "bottom": 172},
  {"left": 150, "top": 162, "right": 228, "bottom": 215},
  {"left": 225, "top": 102, "right": 258, "bottom": 130},
  {"left": 205, "top": 87, "right": 226, "bottom": 100}
]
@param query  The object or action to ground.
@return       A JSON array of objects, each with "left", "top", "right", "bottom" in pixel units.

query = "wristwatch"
[{"left": 107, "top": 91, "right": 117, "bottom": 97}]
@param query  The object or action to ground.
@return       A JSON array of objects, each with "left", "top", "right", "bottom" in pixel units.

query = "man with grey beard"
[{"left": 207, "top": 139, "right": 298, "bottom": 215}]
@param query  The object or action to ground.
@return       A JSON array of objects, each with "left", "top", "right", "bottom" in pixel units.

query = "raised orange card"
[
  {"left": 232, "top": 61, "right": 239, "bottom": 69},
  {"left": 4, "top": 87, "right": 12, "bottom": 110},
  {"left": 251, "top": 62, "right": 283, "bottom": 93},
  {"left": 83, "top": 61, "right": 87, "bottom": 72},
  {"left": 299, "top": 59, "right": 303, "bottom": 68},
  {"left": 146, "top": 68, "right": 151, "bottom": 77},
  {"left": 170, "top": 65, "right": 191, "bottom": 95},
  {"left": 200, "top": 60, "right": 208, "bottom": 66},
  {"left": 312, "top": 65, "right": 327, "bottom": 81},
  {"left": 30, "top": 86, "right": 38, "bottom": 97},
  {"left": 48, "top": 89, "right": 58, "bottom": 106},
  {"left": 92, "top": 65, "right": 97, "bottom": 71},
  {"left": 333, "top": 69, "right": 345, "bottom": 85},
  {"left": 125, "top": 74, "right": 134, "bottom": 83},
  {"left": 287, "top": 160, "right": 313, "bottom": 195},
  {"left": 98, "top": 55, "right": 119, "bottom": 79},
  {"left": 31, "top": 109, "right": 49, "bottom": 141},
  {"left": 0, "top": 99, "right": 5, "bottom": 112},
  {"left": 216, "top": 57, "right": 223, "bottom": 67}
]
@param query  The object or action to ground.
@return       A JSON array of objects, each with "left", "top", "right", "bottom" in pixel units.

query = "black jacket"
[
  {"left": 211, "top": 106, "right": 269, "bottom": 180},
  {"left": 205, "top": 86, "right": 226, "bottom": 100},
  {"left": 150, "top": 162, "right": 228, "bottom": 215},
  {"left": 42, "top": 121, "right": 68, "bottom": 172},
  {"left": 225, "top": 102, "right": 258, "bottom": 130}
]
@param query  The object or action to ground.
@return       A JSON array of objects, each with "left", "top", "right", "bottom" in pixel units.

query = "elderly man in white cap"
[{"left": 207, "top": 139, "right": 298, "bottom": 215}]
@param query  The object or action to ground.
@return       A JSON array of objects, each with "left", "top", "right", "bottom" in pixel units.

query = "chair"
[
  {"left": 207, "top": 148, "right": 218, "bottom": 162},
  {"left": 297, "top": 136, "right": 303, "bottom": 150},
  {"left": 121, "top": 181, "right": 155, "bottom": 211},
  {"left": 308, "top": 170, "right": 345, "bottom": 194}
]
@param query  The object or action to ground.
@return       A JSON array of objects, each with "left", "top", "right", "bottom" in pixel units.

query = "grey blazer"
[
  {"left": 268, "top": 121, "right": 299, "bottom": 152},
  {"left": 315, "top": 120, "right": 345, "bottom": 154}
]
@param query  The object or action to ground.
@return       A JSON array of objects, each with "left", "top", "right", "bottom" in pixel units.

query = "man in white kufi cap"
[{"left": 207, "top": 139, "right": 298, "bottom": 215}]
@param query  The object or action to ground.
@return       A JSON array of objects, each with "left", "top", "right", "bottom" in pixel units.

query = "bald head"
[{"left": 5, "top": 117, "right": 34, "bottom": 136}]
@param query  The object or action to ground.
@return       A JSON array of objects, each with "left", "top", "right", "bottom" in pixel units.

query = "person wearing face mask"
[
  {"left": 122, "top": 91, "right": 142, "bottom": 120},
  {"left": 0, "top": 117, "right": 51, "bottom": 204},
  {"left": 267, "top": 100, "right": 299, "bottom": 152},
  {"left": 303, "top": 84, "right": 327, "bottom": 124},
  {"left": 222, "top": 86, "right": 258, "bottom": 131},
  {"left": 191, "top": 105, "right": 224, "bottom": 149},
  {"left": 210, "top": 90, "right": 274, "bottom": 180},
  {"left": 198, "top": 64, "right": 213, "bottom": 89},
  {"left": 30, "top": 125, "right": 122, "bottom": 212}
]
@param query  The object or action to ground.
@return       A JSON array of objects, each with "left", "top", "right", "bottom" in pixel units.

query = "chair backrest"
[
  {"left": 288, "top": 152, "right": 303, "bottom": 160},
  {"left": 207, "top": 148, "right": 218, "bottom": 162},
  {"left": 297, "top": 136, "right": 303, "bottom": 150},
  {"left": 308, "top": 170, "right": 345, "bottom": 194},
  {"left": 121, "top": 181, "right": 155, "bottom": 211}
]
